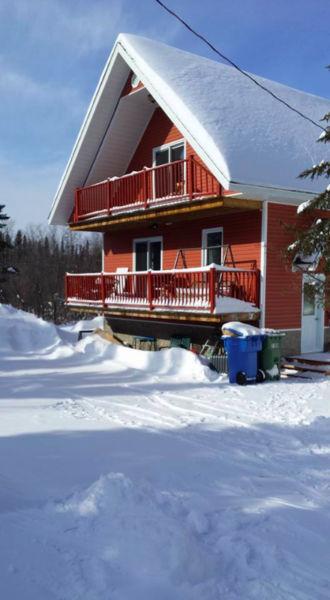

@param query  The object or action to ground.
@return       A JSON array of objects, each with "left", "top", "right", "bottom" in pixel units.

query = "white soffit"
[
  {"left": 86, "top": 88, "right": 155, "bottom": 186},
  {"left": 49, "top": 53, "right": 130, "bottom": 224}
]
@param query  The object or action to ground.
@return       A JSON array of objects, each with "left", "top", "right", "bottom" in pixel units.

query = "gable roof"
[{"left": 49, "top": 33, "right": 330, "bottom": 225}]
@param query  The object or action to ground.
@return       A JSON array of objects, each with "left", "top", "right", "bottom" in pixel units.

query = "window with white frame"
[
  {"left": 202, "top": 227, "right": 223, "bottom": 266},
  {"left": 153, "top": 141, "right": 185, "bottom": 167}
]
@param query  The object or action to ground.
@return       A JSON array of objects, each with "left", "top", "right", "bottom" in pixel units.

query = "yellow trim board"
[{"left": 69, "top": 197, "right": 261, "bottom": 232}]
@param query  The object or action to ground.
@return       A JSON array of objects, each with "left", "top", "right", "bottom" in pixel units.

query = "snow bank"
[
  {"left": 0, "top": 304, "right": 62, "bottom": 356},
  {"left": 63, "top": 315, "right": 105, "bottom": 334},
  {"left": 0, "top": 304, "right": 216, "bottom": 382},
  {"left": 78, "top": 335, "right": 218, "bottom": 382}
]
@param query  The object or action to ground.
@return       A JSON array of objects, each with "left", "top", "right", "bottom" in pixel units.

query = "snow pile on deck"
[{"left": 1, "top": 305, "right": 330, "bottom": 599}]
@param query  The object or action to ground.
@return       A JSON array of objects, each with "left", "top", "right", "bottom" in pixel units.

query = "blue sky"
[{"left": 1, "top": 0, "right": 329, "bottom": 229}]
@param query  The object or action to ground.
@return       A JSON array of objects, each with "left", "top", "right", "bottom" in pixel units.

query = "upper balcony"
[{"left": 70, "top": 156, "right": 232, "bottom": 230}]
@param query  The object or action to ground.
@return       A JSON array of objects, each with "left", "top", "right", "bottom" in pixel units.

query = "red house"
[{"left": 49, "top": 34, "right": 330, "bottom": 355}]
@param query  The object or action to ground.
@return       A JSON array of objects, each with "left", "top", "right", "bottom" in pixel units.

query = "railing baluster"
[
  {"left": 147, "top": 271, "right": 153, "bottom": 310},
  {"left": 143, "top": 168, "right": 148, "bottom": 209},
  {"left": 187, "top": 155, "right": 193, "bottom": 200}
]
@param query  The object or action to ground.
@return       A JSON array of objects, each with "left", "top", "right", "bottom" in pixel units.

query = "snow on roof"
[
  {"left": 49, "top": 33, "right": 330, "bottom": 225},
  {"left": 120, "top": 34, "right": 329, "bottom": 191}
]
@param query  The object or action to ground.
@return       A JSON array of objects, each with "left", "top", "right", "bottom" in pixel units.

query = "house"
[{"left": 49, "top": 34, "right": 330, "bottom": 355}]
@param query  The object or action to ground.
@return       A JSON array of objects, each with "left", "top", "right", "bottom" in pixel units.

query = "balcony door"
[
  {"left": 153, "top": 141, "right": 185, "bottom": 199},
  {"left": 301, "top": 274, "right": 324, "bottom": 353},
  {"left": 134, "top": 237, "right": 162, "bottom": 271}
]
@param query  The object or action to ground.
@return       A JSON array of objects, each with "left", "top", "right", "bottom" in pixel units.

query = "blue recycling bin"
[{"left": 222, "top": 335, "right": 263, "bottom": 385}]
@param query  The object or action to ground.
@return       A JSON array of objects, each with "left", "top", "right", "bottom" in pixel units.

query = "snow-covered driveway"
[{"left": 0, "top": 305, "right": 330, "bottom": 599}]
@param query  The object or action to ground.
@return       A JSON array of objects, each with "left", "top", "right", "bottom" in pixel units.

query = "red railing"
[
  {"left": 65, "top": 267, "right": 260, "bottom": 314},
  {"left": 73, "top": 156, "right": 221, "bottom": 222}
]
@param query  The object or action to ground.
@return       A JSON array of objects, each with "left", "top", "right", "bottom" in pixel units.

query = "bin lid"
[
  {"left": 261, "top": 329, "right": 286, "bottom": 337},
  {"left": 221, "top": 321, "right": 261, "bottom": 337}
]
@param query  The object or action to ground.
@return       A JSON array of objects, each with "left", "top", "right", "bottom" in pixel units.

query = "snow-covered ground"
[{"left": 0, "top": 304, "right": 330, "bottom": 599}]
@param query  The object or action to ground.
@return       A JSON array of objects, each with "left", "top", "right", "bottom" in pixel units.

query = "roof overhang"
[
  {"left": 49, "top": 38, "right": 233, "bottom": 225},
  {"left": 49, "top": 34, "right": 329, "bottom": 225}
]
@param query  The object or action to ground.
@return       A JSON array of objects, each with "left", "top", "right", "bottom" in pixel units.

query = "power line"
[{"left": 154, "top": 0, "right": 325, "bottom": 132}]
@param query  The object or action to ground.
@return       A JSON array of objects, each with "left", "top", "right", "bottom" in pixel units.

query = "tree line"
[{"left": 0, "top": 212, "right": 101, "bottom": 323}]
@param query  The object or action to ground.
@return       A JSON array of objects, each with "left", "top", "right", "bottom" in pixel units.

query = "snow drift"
[
  {"left": 0, "top": 303, "right": 216, "bottom": 382},
  {"left": 0, "top": 304, "right": 62, "bottom": 356}
]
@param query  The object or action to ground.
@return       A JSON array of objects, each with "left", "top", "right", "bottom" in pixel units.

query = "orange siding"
[
  {"left": 127, "top": 107, "right": 203, "bottom": 172},
  {"left": 265, "top": 203, "right": 330, "bottom": 329},
  {"left": 104, "top": 211, "right": 262, "bottom": 272}
]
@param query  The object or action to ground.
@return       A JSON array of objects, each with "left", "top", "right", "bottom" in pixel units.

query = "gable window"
[
  {"left": 153, "top": 141, "right": 185, "bottom": 167},
  {"left": 133, "top": 236, "right": 162, "bottom": 271},
  {"left": 153, "top": 141, "right": 185, "bottom": 198},
  {"left": 202, "top": 227, "right": 223, "bottom": 266}
]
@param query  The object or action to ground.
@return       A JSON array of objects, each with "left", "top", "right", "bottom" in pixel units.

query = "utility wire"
[{"left": 154, "top": 0, "right": 325, "bottom": 132}]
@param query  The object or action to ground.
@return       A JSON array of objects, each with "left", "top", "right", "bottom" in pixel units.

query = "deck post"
[
  {"left": 101, "top": 273, "right": 106, "bottom": 307},
  {"left": 187, "top": 155, "right": 194, "bottom": 200},
  {"left": 143, "top": 168, "right": 148, "bottom": 209},
  {"left": 255, "top": 269, "right": 260, "bottom": 307},
  {"left": 107, "top": 180, "right": 111, "bottom": 214},
  {"left": 209, "top": 266, "right": 216, "bottom": 313},
  {"left": 147, "top": 270, "right": 153, "bottom": 309},
  {"left": 64, "top": 273, "right": 68, "bottom": 303},
  {"left": 74, "top": 190, "right": 79, "bottom": 223}
]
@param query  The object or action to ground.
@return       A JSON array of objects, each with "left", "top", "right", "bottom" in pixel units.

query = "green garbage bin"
[{"left": 259, "top": 332, "right": 285, "bottom": 381}]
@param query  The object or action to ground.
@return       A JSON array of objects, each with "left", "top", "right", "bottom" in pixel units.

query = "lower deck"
[{"left": 66, "top": 265, "right": 260, "bottom": 324}]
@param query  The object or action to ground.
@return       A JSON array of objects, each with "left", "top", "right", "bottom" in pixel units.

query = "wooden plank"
[
  {"left": 66, "top": 303, "right": 259, "bottom": 324},
  {"left": 286, "top": 357, "right": 330, "bottom": 367},
  {"left": 223, "top": 198, "right": 261, "bottom": 210},
  {"left": 282, "top": 362, "right": 330, "bottom": 375},
  {"left": 70, "top": 198, "right": 224, "bottom": 231}
]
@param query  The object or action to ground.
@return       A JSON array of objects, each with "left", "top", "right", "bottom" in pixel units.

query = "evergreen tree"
[
  {"left": 0, "top": 205, "right": 10, "bottom": 290},
  {"left": 0, "top": 204, "right": 9, "bottom": 252},
  {"left": 288, "top": 83, "right": 329, "bottom": 304},
  {"left": 1, "top": 226, "right": 101, "bottom": 322}
]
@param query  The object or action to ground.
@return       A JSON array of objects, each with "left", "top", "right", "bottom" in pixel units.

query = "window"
[
  {"left": 303, "top": 282, "right": 316, "bottom": 316},
  {"left": 202, "top": 228, "right": 223, "bottom": 266},
  {"left": 133, "top": 237, "right": 162, "bottom": 271},
  {"left": 153, "top": 142, "right": 184, "bottom": 167}
]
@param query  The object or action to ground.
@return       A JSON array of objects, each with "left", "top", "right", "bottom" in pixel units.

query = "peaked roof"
[{"left": 49, "top": 33, "right": 330, "bottom": 225}]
